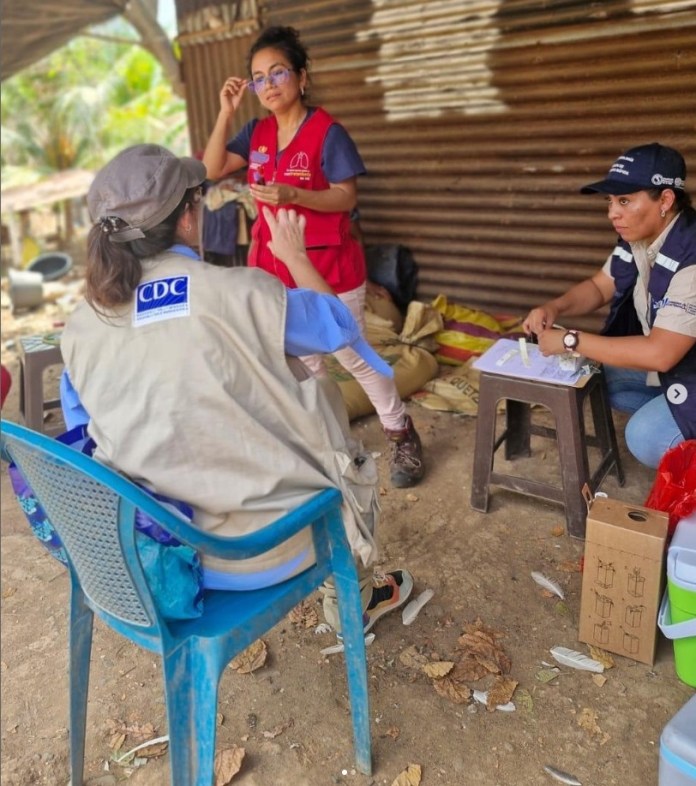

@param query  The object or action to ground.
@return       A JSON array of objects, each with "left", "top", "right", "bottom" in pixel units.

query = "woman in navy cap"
[{"left": 524, "top": 143, "right": 695, "bottom": 468}]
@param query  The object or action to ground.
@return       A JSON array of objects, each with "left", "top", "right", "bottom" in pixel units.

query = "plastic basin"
[{"left": 27, "top": 252, "right": 73, "bottom": 281}]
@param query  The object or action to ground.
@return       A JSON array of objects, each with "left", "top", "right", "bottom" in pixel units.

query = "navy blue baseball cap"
[{"left": 580, "top": 143, "right": 687, "bottom": 195}]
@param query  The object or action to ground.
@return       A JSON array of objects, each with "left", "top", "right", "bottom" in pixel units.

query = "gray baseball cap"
[{"left": 88, "top": 144, "right": 206, "bottom": 243}]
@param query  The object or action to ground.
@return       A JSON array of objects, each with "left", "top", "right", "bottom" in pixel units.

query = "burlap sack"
[{"left": 328, "top": 305, "right": 440, "bottom": 421}]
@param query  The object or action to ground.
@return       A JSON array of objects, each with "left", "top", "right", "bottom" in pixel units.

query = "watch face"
[{"left": 563, "top": 332, "right": 578, "bottom": 350}]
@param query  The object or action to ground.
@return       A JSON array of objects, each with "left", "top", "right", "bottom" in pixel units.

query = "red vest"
[{"left": 247, "top": 108, "right": 365, "bottom": 292}]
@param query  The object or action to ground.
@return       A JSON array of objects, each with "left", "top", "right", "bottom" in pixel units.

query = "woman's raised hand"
[
  {"left": 263, "top": 207, "right": 333, "bottom": 294},
  {"left": 263, "top": 207, "right": 308, "bottom": 265},
  {"left": 219, "top": 77, "right": 249, "bottom": 115}
]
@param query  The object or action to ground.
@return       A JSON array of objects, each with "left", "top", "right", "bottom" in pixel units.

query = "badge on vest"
[{"left": 133, "top": 276, "right": 190, "bottom": 327}]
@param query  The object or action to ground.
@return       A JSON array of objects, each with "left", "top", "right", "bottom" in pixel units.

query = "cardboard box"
[{"left": 578, "top": 497, "right": 668, "bottom": 665}]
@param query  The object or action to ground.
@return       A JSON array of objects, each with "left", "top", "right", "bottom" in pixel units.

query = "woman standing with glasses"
[{"left": 203, "top": 25, "right": 425, "bottom": 489}]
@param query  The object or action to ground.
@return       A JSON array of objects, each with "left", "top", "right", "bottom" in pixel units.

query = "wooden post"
[
  {"left": 6, "top": 210, "right": 23, "bottom": 269},
  {"left": 63, "top": 199, "right": 74, "bottom": 242}
]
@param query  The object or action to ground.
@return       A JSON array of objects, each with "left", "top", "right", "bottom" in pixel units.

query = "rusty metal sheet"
[{"left": 178, "top": 0, "right": 696, "bottom": 317}]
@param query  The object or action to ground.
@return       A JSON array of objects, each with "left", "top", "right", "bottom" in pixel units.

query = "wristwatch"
[{"left": 562, "top": 330, "right": 580, "bottom": 351}]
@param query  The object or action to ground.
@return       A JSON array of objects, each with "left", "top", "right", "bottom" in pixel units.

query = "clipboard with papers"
[{"left": 472, "top": 338, "right": 595, "bottom": 387}]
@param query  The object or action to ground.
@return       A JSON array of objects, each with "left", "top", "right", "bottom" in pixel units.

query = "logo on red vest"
[{"left": 284, "top": 151, "right": 311, "bottom": 181}]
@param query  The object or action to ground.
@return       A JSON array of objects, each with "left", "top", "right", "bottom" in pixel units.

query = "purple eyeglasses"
[{"left": 247, "top": 67, "right": 295, "bottom": 94}]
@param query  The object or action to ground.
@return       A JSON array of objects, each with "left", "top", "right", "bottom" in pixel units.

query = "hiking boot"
[
  {"left": 384, "top": 415, "right": 425, "bottom": 488},
  {"left": 364, "top": 569, "right": 414, "bottom": 633}
]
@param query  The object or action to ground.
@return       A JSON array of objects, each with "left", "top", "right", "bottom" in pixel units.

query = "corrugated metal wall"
[{"left": 178, "top": 0, "right": 696, "bottom": 324}]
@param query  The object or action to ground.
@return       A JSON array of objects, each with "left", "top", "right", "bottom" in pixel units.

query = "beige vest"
[{"left": 61, "top": 252, "right": 377, "bottom": 575}]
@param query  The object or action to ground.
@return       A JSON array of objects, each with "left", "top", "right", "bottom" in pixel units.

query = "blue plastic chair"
[{"left": 1, "top": 420, "right": 371, "bottom": 784}]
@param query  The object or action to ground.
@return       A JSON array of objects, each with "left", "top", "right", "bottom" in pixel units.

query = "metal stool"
[
  {"left": 470, "top": 369, "right": 624, "bottom": 538},
  {"left": 18, "top": 332, "right": 64, "bottom": 434}
]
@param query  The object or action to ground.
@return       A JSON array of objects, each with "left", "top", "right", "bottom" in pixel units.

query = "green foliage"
[{"left": 1, "top": 31, "right": 187, "bottom": 188}]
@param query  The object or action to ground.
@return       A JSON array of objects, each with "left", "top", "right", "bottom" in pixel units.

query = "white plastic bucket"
[{"left": 8, "top": 269, "right": 44, "bottom": 311}]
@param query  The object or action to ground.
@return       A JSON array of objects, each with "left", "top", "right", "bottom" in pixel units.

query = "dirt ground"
[{"left": 1, "top": 248, "right": 692, "bottom": 786}]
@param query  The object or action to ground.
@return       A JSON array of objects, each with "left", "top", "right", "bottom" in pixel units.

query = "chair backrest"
[{"left": 2, "top": 421, "right": 160, "bottom": 630}]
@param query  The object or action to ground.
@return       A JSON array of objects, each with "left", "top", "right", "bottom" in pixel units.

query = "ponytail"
[{"left": 85, "top": 188, "right": 197, "bottom": 310}]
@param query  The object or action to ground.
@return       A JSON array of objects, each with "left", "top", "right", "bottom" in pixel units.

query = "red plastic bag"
[
  {"left": 644, "top": 440, "right": 696, "bottom": 538},
  {"left": 0, "top": 364, "right": 11, "bottom": 409}
]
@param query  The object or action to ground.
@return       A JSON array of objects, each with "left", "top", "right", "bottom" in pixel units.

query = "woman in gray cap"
[
  {"left": 523, "top": 143, "right": 695, "bottom": 468},
  {"left": 60, "top": 143, "right": 413, "bottom": 634}
]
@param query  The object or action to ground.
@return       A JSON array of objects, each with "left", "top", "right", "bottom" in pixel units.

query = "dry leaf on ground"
[
  {"left": 288, "top": 600, "right": 319, "bottom": 629},
  {"left": 554, "top": 601, "right": 571, "bottom": 616},
  {"left": 578, "top": 707, "right": 602, "bottom": 736},
  {"left": 262, "top": 719, "right": 293, "bottom": 739},
  {"left": 589, "top": 646, "right": 615, "bottom": 670},
  {"left": 381, "top": 726, "right": 401, "bottom": 740},
  {"left": 558, "top": 559, "right": 583, "bottom": 573},
  {"left": 450, "top": 656, "right": 490, "bottom": 683},
  {"left": 422, "top": 661, "right": 454, "bottom": 679},
  {"left": 105, "top": 720, "right": 156, "bottom": 743},
  {"left": 515, "top": 688, "right": 534, "bottom": 713},
  {"left": 456, "top": 621, "right": 512, "bottom": 677},
  {"left": 399, "top": 645, "right": 429, "bottom": 670},
  {"left": 214, "top": 746, "right": 245, "bottom": 786},
  {"left": 229, "top": 640, "right": 267, "bottom": 674},
  {"left": 458, "top": 631, "right": 497, "bottom": 649},
  {"left": 474, "top": 652, "right": 510, "bottom": 675},
  {"left": 137, "top": 740, "right": 168, "bottom": 759},
  {"left": 391, "top": 763, "right": 422, "bottom": 786},
  {"left": 535, "top": 668, "right": 560, "bottom": 684},
  {"left": 432, "top": 677, "right": 471, "bottom": 704},
  {"left": 551, "top": 525, "right": 565, "bottom": 537},
  {"left": 461, "top": 618, "right": 505, "bottom": 641},
  {"left": 108, "top": 732, "right": 126, "bottom": 752},
  {"left": 486, "top": 677, "right": 518, "bottom": 711},
  {"left": 592, "top": 674, "right": 608, "bottom": 688}
]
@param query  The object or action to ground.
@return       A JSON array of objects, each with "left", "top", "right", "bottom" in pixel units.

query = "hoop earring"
[{"left": 660, "top": 209, "right": 666, "bottom": 218}]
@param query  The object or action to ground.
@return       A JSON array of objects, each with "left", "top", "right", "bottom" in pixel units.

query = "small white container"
[
  {"left": 659, "top": 694, "right": 696, "bottom": 786},
  {"left": 8, "top": 269, "right": 44, "bottom": 311}
]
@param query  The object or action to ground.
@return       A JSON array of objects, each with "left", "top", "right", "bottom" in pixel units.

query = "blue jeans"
[{"left": 603, "top": 365, "right": 685, "bottom": 469}]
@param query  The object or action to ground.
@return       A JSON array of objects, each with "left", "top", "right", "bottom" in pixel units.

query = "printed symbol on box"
[
  {"left": 624, "top": 605, "right": 645, "bottom": 628},
  {"left": 627, "top": 568, "right": 645, "bottom": 598},
  {"left": 595, "top": 559, "right": 615, "bottom": 589},
  {"left": 623, "top": 632, "right": 640, "bottom": 655},
  {"left": 593, "top": 621, "right": 611, "bottom": 645},
  {"left": 593, "top": 591, "right": 613, "bottom": 619}
]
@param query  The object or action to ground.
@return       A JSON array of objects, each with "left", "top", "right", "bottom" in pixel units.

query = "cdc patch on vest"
[{"left": 133, "top": 276, "right": 190, "bottom": 327}]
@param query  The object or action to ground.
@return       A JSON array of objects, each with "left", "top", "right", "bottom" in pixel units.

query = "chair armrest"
[{"left": 134, "top": 486, "right": 344, "bottom": 560}]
